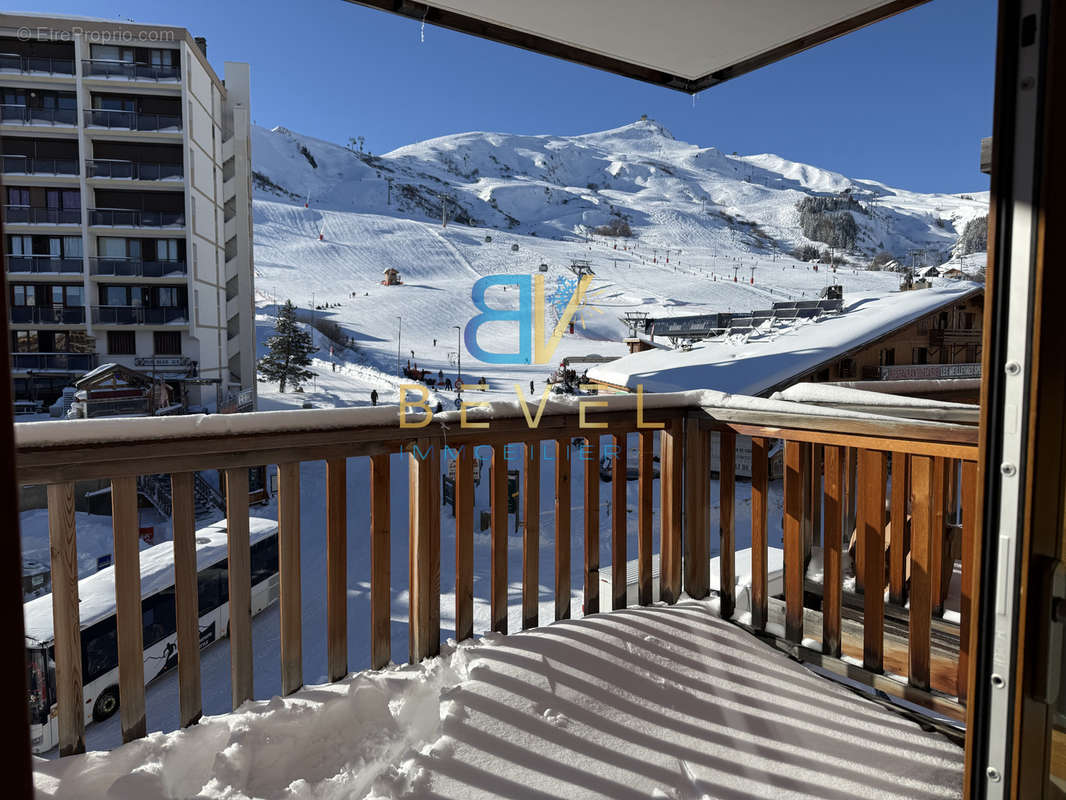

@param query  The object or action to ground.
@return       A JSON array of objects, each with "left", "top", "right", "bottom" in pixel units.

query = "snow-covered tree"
[{"left": 258, "top": 300, "right": 315, "bottom": 393}]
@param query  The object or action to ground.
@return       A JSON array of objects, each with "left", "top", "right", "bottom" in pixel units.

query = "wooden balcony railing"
[{"left": 15, "top": 392, "right": 978, "bottom": 757}]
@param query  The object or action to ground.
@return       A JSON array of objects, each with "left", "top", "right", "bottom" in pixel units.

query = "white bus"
[{"left": 24, "top": 517, "right": 280, "bottom": 754}]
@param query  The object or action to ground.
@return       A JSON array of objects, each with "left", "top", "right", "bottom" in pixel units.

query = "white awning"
[{"left": 346, "top": 0, "right": 926, "bottom": 91}]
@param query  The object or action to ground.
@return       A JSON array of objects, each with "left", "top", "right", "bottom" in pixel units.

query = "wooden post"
[
  {"left": 683, "top": 419, "right": 709, "bottom": 599},
  {"left": 889, "top": 452, "right": 909, "bottom": 606},
  {"left": 959, "top": 460, "right": 977, "bottom": 701},
  {"left": 909, "top": 455, "right": 933, "bottom": 691},
  {"left": 47, "top": 483, "right": 85, "bottom": 755},
  {"left": 455, "top": 444, "right": 474, "bottom": 641},
  {"left": 584, "top": 434, "right": 601, "bottom": 614},
  {"left": 800, "top": 441, "right": 813, "bottom": 564},
  {"left": 858, "top": 449, "right": 887, "bottom": 672},
  {"left": 225, "top": 467, "right": 253, "bottom": 708},
  {"left": 408, "top": 440, "right": 440, "bottom": 662},
  {"left": 111, "top": 476, "right": 146, "bottom": 742},
  {"left": 637, "top": 430, "right": 654, "bottom": 607},
  {"left": 611, "top": 431, "right": 627, "bottom": 610},
  {"left": 783, "top": 441, "right": 804, "bottom": 644},
  {"left": 845, "top": 448, "right": 859, "bottom": 590},
  {"left": 810, "top": 444, "right": 823, "bottom": 549},
  {"left": 370, "top": 453, "right": 391, "bottom": 669},
  {"left": 490, "top": 443, "right": 508, "bottom": 633},
  {"left": 822, "top": 447, "right": 843, "bottom": 657},
  {"left": 170, "top": 473, "right": 201, "bottom": 726},
  {"left": 554, "top": 438, "right": 571, "bottom": 620},
  {"left": 278, "top": 462, "right": 302, "bottom": 695},
  {"left": 719, "top": 430, "right": 736, "bottom": 619},
  {"left": 750, "top": 437, "right": 769, "bottom": 631},
  {"left": 326, "top": 459, "right": 347, "bottom": 681},
  {"left": 522, "top": 441, "right": 540, "bottom": 629},
  {"left": 930, "top": 456, "right": 946, "bottom": 614},
  {"left": 659, "top": 419, "right": 683, "bottom": 604}
]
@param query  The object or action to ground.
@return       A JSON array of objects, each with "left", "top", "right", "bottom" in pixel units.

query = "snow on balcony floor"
[{"left": 33, "top": 600, "right": 962, "bottom": 800}]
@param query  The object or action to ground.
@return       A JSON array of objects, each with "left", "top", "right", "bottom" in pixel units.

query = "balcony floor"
[{"left": 32, "top": 601, "right": 962, "bottom": 800}]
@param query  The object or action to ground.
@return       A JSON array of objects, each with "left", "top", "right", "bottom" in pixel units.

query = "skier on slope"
[{"left": 370, "top": 389, "right": 378, "bottom": 407}]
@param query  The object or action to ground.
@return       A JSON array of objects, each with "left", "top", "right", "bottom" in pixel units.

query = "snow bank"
[
  {"left": 33, "top": 600, "right": 962, "bottom": 799},
  {"left": 772, "top": 382, "right": 977, "bottom": 410}
]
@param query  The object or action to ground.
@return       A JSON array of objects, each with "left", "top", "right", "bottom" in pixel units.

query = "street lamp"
[
  {"left": 452, "top": 325, "right": 462, "bottom": 384},
  {"left": 396, "top": 316, "right": 402, "bottom": 377}
]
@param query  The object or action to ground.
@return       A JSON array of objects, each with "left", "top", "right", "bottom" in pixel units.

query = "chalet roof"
[
  {"left": 587, "top": 284, "right": 983, "bottom": 396},
  {"left": 346, "top": 1, "right": 927, "bottom": 93},
  {"left": 74, "top": 362, "right": 153, "bottom": 390}
]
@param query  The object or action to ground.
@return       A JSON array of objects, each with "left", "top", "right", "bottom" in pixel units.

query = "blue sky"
[{"left": 38, "top": 0, "right": 996, "bottom": 193}]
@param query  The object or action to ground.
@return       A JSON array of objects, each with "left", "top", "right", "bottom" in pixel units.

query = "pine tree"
[{"left": 258, "top": 300, "right": 315, "bottom": 393}]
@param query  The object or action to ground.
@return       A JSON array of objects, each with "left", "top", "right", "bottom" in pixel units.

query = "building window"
[
  {"left": 154, "top": 331, "right": 181, "bottom": 355},
  {"left": 964, "top": 312, "right": 976, "bottom": 330},
  {"left": 12, "top": 331, "right": 37, "bottom": 352},
  {"left": 879, "top": 348, "right": 895, "bottom": 367},
  {"left": 912, "top": 347, "right": 928, "bottom": 365},
  {"left": 108, "top": 331, "right": 136, "bottom": 355}
]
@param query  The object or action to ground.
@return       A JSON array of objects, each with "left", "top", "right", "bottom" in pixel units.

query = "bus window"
[
  {"left": 250, "top": 536, "right": 278, "bottom": 585},
  {"left": 81, "top": 617, "right": 118, "bottom": 683},
  {"left": 26, "top": 647, "right": 51, "bottom": 726},
  {"left": 197, "top": 561, "right": 227, "bottom": 616},
  {"left": 142, "top": 588, "right": 176, "bottom": 647}
]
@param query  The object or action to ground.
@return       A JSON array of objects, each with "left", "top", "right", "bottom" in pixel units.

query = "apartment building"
[{"left": 0, "top": 13, "right": 255, "bottom": 410}]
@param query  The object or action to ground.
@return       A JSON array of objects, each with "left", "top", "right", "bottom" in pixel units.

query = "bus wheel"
[{"left": 93, "top": 687, "right": 119, "bottom": 721}]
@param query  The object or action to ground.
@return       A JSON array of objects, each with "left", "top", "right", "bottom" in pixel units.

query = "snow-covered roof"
[
  {"left": 23, "top": 518, "right": 278, "bottom": 645},
  {"left": 587, "top": 284, "right": 982, "bottom": 396}
]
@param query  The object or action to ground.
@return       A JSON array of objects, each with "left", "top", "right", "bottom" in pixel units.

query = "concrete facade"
[{"left": 0, "top": 13, "right": 254, "bottom": 409}]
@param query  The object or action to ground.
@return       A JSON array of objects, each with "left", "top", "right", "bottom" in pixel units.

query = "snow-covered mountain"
[{"left": 250, "top": 118, "right": 988, "bottom": 263}]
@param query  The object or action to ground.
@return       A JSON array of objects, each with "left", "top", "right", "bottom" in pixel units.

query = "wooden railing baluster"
[
  {"left": 750, "top": 437, "right": 768, "bottom": 631},
  {"left": 889, "top": 452, "right": 909, "bottom": 606},
  {"left": 959, "top": 459, "right": 977, "bottom": 701},
  {"left": 554, "top": 437, "right": 571, "bottom": 620},
  {"left": 278, "top": 462, "right": 302, "bottom": 695},
  {"left": 822, "top": 447, "right": 843, "bottom": 657},
  {"left": 47, "top": 482, "right": 84, "bottom": 755},
  {"left": 810, "top": 443, "right": 823, "bottom": 550},
  {"left": 455, "top": 444, "right": 474, "bottom": 641},
  {"left": 111, "top": 476, "right": 146, "bottom": 741},
  {"left": 800, "top": 442, "right": 813, "bottom": 564},
  {"left": 370, "top": 453, "right": 391, "bottom": 669},
  {"left": 931, "top": 456, "right": 946, "bottom": 614},
  {"left": 909, "top": 454, "right": 933, "bottom": 691},
  {"left": 584, "top": 434, "right": 601, "bottom": 614},
  {"left": 522, "top": 441, "right": 540, "bottom": 629},
  {"left": 491, "top": 443, "right": 508, "bottom": 633},
  {"left": 719, "top": 430, "right": 736, "bottom": 619},
  {"left": 408, "top": 439, "right": 440, "bottom": 662},
  {"left": 858, "top": 449, "right": 887, "bottom": 672},
  {"left": 326, "top": 459, "right": 347, "bottom": 681},
  {"left": 783, "top": 440, "right": 804, "bottom": 644},
  {"left": 225, "top": 467, "right": 253, "bottom": 708},
  {"left": 170, "top": 473, "right": 201, "bottom": 725},
  {"left": 611, "top": 431, "right": 627, "bottom": 610},
  {"left": 659, "top": 420, "right": 682, "bottom": 604},
  {"left": 683, "top": 419, "right": 709, "bottom": 599},
  {"left": 637, "top": 430, "right": 653, "bottom": 607}
]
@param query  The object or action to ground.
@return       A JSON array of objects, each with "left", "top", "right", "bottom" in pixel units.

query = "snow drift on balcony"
[{"left": 32, "top": 600, "right": 962, "bottom": 800}]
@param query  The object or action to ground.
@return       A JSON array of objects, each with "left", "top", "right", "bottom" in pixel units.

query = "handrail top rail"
[{"left": 15, "top": 388, "right": 977, "bottom": 454}]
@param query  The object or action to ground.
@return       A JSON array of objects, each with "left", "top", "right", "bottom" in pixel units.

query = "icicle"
[
  {"left": 691, "top": 92, "right": 696, "bottom": 109},
  {"left": 420, "top": 8, "right": 427, "bottom": 42}
]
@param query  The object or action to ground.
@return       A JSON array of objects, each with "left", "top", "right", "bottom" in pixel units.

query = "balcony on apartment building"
[
  {"left": 6, "top": 255, "right": 83, "bottom": 274},
  {"left": 89, "top": 189, "right": 185, "bottom": 228},
  {"left": 86, "top": 140, "right": 184, "bottom": 181},
  {"left": 92, "top": 283, "right": 189, "bottom": 325},
  {"left": 11, "top": 352, "right": 97, "bottom": 372},
  {"left": 4, "top": 186, "right": 81, "bottom": 226},
  {"left": 0, "top": 37, "right": 75, "bottom": 76},
  {"left": 0, "top": 136, "right": 79, "bottom": 176},
  {"left": 0, "top": 88, "right": 77, "bottom": 127},
  {"left": 9, "top": 306, "right": 86, "bottom": 325},
  {"left": 86, "top": 92, "right": 182, "bottom": 132},
  {"left": 82, "top": 44, "right": 181, "bottom": 82}
]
